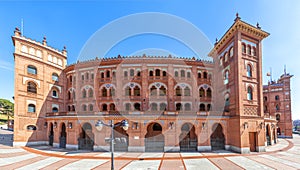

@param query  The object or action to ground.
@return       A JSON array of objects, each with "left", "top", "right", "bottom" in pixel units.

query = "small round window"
[{"left": 27, "top": 125, "right": 37, "bottom": 130}]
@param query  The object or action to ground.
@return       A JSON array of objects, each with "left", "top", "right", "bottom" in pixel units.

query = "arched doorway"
[
  {"left": 145, "top": 123, "right": 164, "bottom": 152},
  {"left": 78, "top": 123, "right": 94, "bottom": 150},
  {"left": 179, "top": 123, "right": 197, "bottom": 151},
  {"left": 48, "top": 123, "right": 54, "bottom": 146},
  {"left": 113, "top": 123, "right": 129, "bottom": 151},
  {"left": 59, "top": 123, "right": 67, "bottom": 148},
  {"left": 266, "top": 124, "right": 271, "bottom": 145},
  {"left": 210, "top": 123, "right": 225, "bottom": 150}
]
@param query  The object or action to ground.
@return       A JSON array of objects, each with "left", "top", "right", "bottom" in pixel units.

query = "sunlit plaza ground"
[{"left": 1, "top": 126, "right": 300, "bottom": 170}]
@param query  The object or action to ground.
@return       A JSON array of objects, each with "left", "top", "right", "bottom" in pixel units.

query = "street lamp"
[{"left": 95, "top": 119, "right": 129, "bottom": 170}]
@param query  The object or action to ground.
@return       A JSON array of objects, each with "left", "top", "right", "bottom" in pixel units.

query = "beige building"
[{"left": 12, "top": 15, "right": 291, "bottom": 153}]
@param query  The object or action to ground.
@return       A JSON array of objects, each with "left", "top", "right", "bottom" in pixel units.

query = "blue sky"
[{"left": 0, "top": 1, "right": 299, "bottom": 119}]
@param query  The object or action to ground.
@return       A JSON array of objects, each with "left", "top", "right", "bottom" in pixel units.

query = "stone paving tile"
[
  {"left": 164, "top": 152, "right": 180, "bottom": 158},
  {"left": 0, "top": 148, "right": 25, "bottom": 153},
  {"left": 208, "top": 157, "right": 244, "bottom": 170},
  {"left": 0, "top": 153, "right": 38, "bottom": 166},
  {"left": 40, "top": 158, "right": 80, "bottom": 170},
  {"left": 180, "top": 152, "right": 202, "bottom": 157},
  {"left": 259, "top": 154, "right": 300, "bottom": 169},
  {"left": 122, "top": 160, "right": 161, "bottom": 170},
  {"left": 160, "top": 159, "right": 185, "bottom": 170},
  {"left": 0, "top": 151, "right": 28, "bottom": 158},
  {"left": 58, "top": 159, "right": 108, "bottom": 170},
  {"left": 0, "top": 156, "right": 47, "bottom": 169},
  {"left": 15, "top": 157, "right": 63, "bottom": 170},
  {"left": 184, "top": 158, "right": 219, "bottom": 170},
  {"left": 120, "top": 152, "right": 142, "bottom": 158},
  {"left": 226, "top": 156, "right": 274, "bottom": 170},
  {"left": 138, "top": 152, "right": 163, "bottom": 158},
  {"left": 246, "top": 155, "right": 297, "bottom": 170},
  {"left": 96, "top": 152, "right": 125, "bottom": 157},
  {"left": 92, "top": 160, "right": 133, "bottom": 170}
]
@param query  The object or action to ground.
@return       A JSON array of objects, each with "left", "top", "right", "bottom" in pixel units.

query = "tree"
[{"left": 0, "top": 98, "right": 14, "bottom": 117}]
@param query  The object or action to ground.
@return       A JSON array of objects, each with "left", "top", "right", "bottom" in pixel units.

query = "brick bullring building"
[{"left": 12, "top": 15, "right": 292, "bottom": 154}]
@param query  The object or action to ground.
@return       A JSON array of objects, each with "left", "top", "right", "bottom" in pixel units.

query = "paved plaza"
[{"left": 1, "top": 128, "right": 300, "bottom": 169}]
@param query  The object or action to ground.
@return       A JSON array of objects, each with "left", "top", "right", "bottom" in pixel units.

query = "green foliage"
[{"left": 0, "top": 98, "right": 14, "bottom": 116}]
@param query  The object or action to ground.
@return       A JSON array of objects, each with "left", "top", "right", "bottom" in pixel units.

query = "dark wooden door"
[{"left": 249, "top": 132, "right": 256, "bottom": 152}]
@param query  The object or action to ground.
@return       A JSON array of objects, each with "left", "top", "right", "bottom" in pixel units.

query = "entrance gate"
[
  {"left": 210, "top": 123, "right": 225, "bottom": 150},
  {"left": 48, "top": 123, "right": 54, "bottom": 146},
  {"left": 179, "top": 123, "right": 197, "bottom": 152},
  {"left": 113, "top": 125, "right": 129, "bottom": 152},
  {"left": 145, "top": 123, "right": 164, "bottom": 152},
  {"left": 59, "top": 123, "right": 66, "bottom": 148},
  {"left": 78, "top": 123, "right": 94, "bottom": 150}
]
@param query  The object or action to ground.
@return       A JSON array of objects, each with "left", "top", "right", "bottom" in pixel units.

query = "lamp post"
[{"left": 95, "top": 119, "right": 129, "bottom": 170}]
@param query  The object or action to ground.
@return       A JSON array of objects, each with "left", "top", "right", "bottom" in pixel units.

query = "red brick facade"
[{"left": 12, "top": 16, "right": 290, "bottom": 153}]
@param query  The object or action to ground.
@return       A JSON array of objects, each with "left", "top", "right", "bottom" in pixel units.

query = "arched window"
[
  {"left": 159, "top": 86, "right": 166, "bottom": 96},
  {"left": 175, "top": 86, "right": 181, "bottom": 96},
  {"left": 52, "top": 107, "right": 58, "bottom": 113},
  {"left": 28, "top": 104, "right": 36, "bottom": 113},
  {"left": 203, "top": 72, "right": 208, "bottom": 79},
  {"left": 184, "top": 103, "right": 191, "bottom": 111},
  {"left": 134, "top": 86, "right": 140, "bottom": 96},
  {"left": 276, "top": 114, "right": 280, "bottom": 121},
  {"left": 160, "top": 103, "right": 167, "bottom": 111},
  {"left": 68, "top": 91, "right": 71, "bottom": 100},
  {"left": 184, "top": 86, "right": 191, "bottom": 96},
  {"left": 247, "top": 45, "right": 251, "bottom": 55},
  {"left": 275, "top": 95, "right": 280, "bottom": 101},
  {"left": 102, "top": 104, "right": 107, "bottom": 111},
  {"left": 151, "top": 103, "right": 158, "bottom": 111},
  {"left": 81, "top": 75, "right": 84, "bottom": 81},
  {"left": 124, "top": 71, "right": 128, "bottom": 77},
  {"left": 101, "top": 72, "right": 105, "bottom": 78},
  {"left": 264, "top": 105, "right": 268, "bottom": 113},
  {"left": 149, "top": 70, "right": 153, "bottom": 76},
  {"left": 125, "top": 86, "right": 131, "bottom": 96},
  {"left": 176, "top": 103, "right": 182, "bottom": 111},
  {"left": 276, "top": 104, "right": 280, "bottom": 111},
  {"left": 27, "top": 65, "right": 37, "bottom": 75},
  {"left": 252, "top": 47, "right": 256, "bottom": 56},
  {"left": 175, "top": 71, "right": 178, "bottom": 77},
  {"left": 72, "top": 91, "right": 76, "bottom": 100},
  {"left": 242, "top": 43, "right": 246, "bottom": 53},
  {"left": 198, "top": 72, "right": 201, "bottom": 78},
  {"left": 112, "top": 71, "right": 116, "bottom": 78},
  {"left": 125, "top": 103, "right": 131, "bottom": 111},
  {"left": 82, "top": 89, "right": 87, "bottom": 98},
  {"left": 247, "top": 86, "right": 253, "bottom": 100},
  {"left": 207, "top": 104, "right": 211, "bottom": 111},
  {"left": 110, "top": 103, "right": 116, "bottom": 111},
  {"left": 247, "top": 64, "right": 252, "bottom": 77},
  {"left": 150, "top": 86, "right": 157, "bottom": 96},
  {"left": 187, "top": 72, "right": 191, "bottom": 78},
  {"left": 224, "top": 52, "right": 228, "bottom": 62},
  {"left": 106, "top": 70, "right": 110, "bottom": 78},
  {"left": 199, "top": 103, "right": 205, "bottom": 111},
  {"left": 82, "top": 105, "right": 87, "bottom": 111},
  {"left": 181, "top": 70, "right": 185, "bottom": 77},
  {"left": 72, "top": 105, "right": 75, "bottom": 111},
  {"left": 89, "top": 104, "right": 93, "bottom": 111},
  {"left": 264, "top": 96, "right": 267, "bottom": 101},
  {"left": 130, "top": 69, "right": 134, "bottom": 76},
  {"left": 27, "top": 81, "right": 37, "bottom": 93},
  {"left": 229, "top": 47, "right": 234, "bottom": 57},
  {"left": 86, "top": 72, "right": 89, "bottom": 80},
  {"left": 137, "top": 71, "right": 141, "bottom": 77},
  {"left": 110, "top": 87, "right": 115, "bottom": 96},
  {"left": 224, "top": 70, "right": 229, "bottom": 84},
  {"left": 225, "top": 95, "right": 230, "bottom": 107},
  {"left": 68, "top": 105, "right": 71, "bottom": 111},
  {"left": 52, "top": 73, "right": 59, "bottom": 81},
  {"left": 207, "top": 88, "right": 212, "bottom": 98},
  {"left": 134, "top": 103, "right": 141, "bottom": 111},
  {"left": 52, "top": 89, "right": 58, "bottom": 98},
  {"left": 102, "top": 87, "right": 107, "bottom": 97},
  {"left": 155, "top": 69, "right": 160, "bottom": 76},
  {"left": 88, "top": 89, "right": 93, "bottom": 97},
  {"left": 199, "top": 87, "right": 205, "bottom": 97},
  {"left": 162, "top": 71, "right": 167, "bottom": 77}
]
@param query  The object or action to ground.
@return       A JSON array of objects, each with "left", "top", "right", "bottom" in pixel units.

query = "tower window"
[
  {"left": 27, "top": 65, "right": 37, "bottom": 75},
  {"left": 247, "top": 64, "right": 252, "bottom": 77},
  {"left": 52, "top": 73, "right": 59, "bottom": 81},
  {"left": 247, "top": 86, "right": 253, "bottom": 100},
  {"left": 28, "top": 104, "right": 36, "bottom": 113},
  {"left": 27, "top": 82, "right": 37, "bottom": 93}
]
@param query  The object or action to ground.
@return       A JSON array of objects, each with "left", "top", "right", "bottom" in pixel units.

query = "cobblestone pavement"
[{"left": 1, "top": 128, "right": 300, "bottom": 170}]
